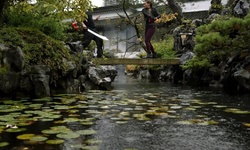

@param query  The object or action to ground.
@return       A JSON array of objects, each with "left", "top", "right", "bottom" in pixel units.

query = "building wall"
[
  {"left": 101, "top": 25, "right": 139, "bottom": 53},
  {"left": 104, "top": 0, "right": 121, "bottom": 6}
]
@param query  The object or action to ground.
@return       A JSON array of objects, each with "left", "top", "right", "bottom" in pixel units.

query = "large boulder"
[
  {"left": 234, "top": 69, "right": 250, "bottom": 90},
  {"left": 27, "top": 65, "right": 50, "bottom": 98},
  {"left": 0, "top": 72, "right": 21, "bottom": 97},
  {"left": 6, "top": 46, "right": 25, "bottom": 72},
  {"left": 88, "top": 66, "right": 117, "bottom": 90}
]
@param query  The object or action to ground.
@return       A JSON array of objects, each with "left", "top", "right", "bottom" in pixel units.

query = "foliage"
[
  {"left": 153, "top": 36, "right": 176, "bottom": 59},
  {"left": 0, "top": 65, "right": 10, "bottom": 77},
  {"left": 6, "top": 11, "right": 66, "bottom": 41},
  {"left": 2, "top": 0, "right": 93, "bottom": 40},
  {"left": 183, "top": 17, "right": 250, "bottom": 70},
  {"left": 156, "top": 13, "right": 178, "bottom": 24},
  {"left": 4, "top": 0, "right": 92, "bottom": 22},
  {"left": 0, "top": 27, "right": 73, "bottom": 82}
]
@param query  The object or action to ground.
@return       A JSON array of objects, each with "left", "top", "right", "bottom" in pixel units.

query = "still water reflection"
[{"left": 0, "top": 66, "right": 249, "bottom": 150}]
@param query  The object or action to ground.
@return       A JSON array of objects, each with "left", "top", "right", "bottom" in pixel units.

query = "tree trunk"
[
  {"left": 0, "top": 0, "right": 7, "bottom": 26},
  {"left": 167, "top": 0, "right": 183, "bottom": 24}
]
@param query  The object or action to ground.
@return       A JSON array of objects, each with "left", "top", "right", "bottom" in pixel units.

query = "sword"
[{"left": 87, "top": 29, "right": 109, "bottom": 41}]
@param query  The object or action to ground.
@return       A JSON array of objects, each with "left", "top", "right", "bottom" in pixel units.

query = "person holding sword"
[{"left": 72, "top": 10, "right": 103, "bottom": 58}]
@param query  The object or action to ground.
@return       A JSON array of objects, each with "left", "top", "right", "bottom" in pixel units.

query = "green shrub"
[
  {"left": 6, "top": 11, "right": 66, "bottom": 40},
  {"left": 153, "top": 36, "right": 176, "bottom": 59},
  {"left": 183, "top": 17, "right": 250, "bottom": 70}
]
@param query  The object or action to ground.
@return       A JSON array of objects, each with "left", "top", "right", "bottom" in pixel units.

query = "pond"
[{"left": 0, "top": 66, "right": 249, "bottom": 150}]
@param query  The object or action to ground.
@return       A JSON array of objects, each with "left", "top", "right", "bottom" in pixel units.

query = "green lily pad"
[
  {"left": 115, "top": 121, "right": 128, "bottom": 124},
  {"left": 176, "top": 120, "right": 193, "bottom": 125},
  {"left": 85, "top": 139, "right": 103, "bottom": 144},
  {"left": 213, "top": 105, "right": 227, "bottom": 108},
  {"left": 78, "top": 129, "right": 97, "bottom": 135},
  {"left": 40, "top": 119, "right": 54, "bottom": 122},
  {"left": 30, "top": 136, "right": 48, "bottom": 142},
  {"left": 6, "top": 128, "right": 26, "bottom": 133},
  {"left": 81, "top": 146, "right": 99, "bottom": 150},
  {"left": 81, "top": 122, "right": 94, "bottom": 125},
  {"left": 170, "top": 106, "right": 182, "bottom": 110},
  {"left": 224, "top": 108, "right": 250, "bottom": 114},
  {"left": 53, "top": 105, "right": 70, "bottom": 110},
  {"left": 243, "top": 123, "right": 250, "bottom": 127},
  {"left": 198, "top": 120, "right": 219, "bottom": 125},
  {"left": 17, "top": 134, "right": 35, "bottom": 140},
  {"left": 64, "top": 118, "right": 79, "bottom": 122},
  {"left": 46, "top": 139, "right": 64, "bottom": 145},
  {"left": 56, "top": 132, "right": 80, "bottom": 139},
  {"left": 0, "top": 142, "right": 9, "bottom": 147},
  {"left": 33, "top": 98, "right": 51, "bottom": 102}
]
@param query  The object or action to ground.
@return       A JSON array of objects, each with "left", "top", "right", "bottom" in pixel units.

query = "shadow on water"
[{"left": 0, "top": 65, "right": 249, "bottom": 150}]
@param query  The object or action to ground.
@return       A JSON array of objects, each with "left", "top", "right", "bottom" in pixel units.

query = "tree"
[
  {"left": 157, "top": 0, "right": 183, "bottom": 24},
  {"left": 0, "top": 0, "right": 93, "bottom": 26}
]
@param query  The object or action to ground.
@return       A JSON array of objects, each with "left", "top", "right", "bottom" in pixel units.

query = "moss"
[
  {"left": 0, "top": 27, "right": 73, "bottom": 82},
  {"left": 0, "top": 65, "right": 10, "bottom": 76}
]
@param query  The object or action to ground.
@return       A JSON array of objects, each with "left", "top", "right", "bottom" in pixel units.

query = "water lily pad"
[
  {"left": 17, "top": 134, "right": 35, "bottom": 140},
  {"left": 198, "top": 120, "right": 219, "bottom": 125},
  {"left": 213, "top": 105, "right": 227, "bottom": 108},
  {"left": 176, "top": 120, "right": 193, "bottom": 125},
  {"left": 64, "top": 118, "right": 79, "bottom": 122},
  {"left": 78, "top": 129, "right": 97, "bottom": 135},
  {"left": 116, "top": 121, "right": 128, "bottom": 124},
  {"left": 170, "top": 106, "right": 182, "bottom": 110},
  {"left": 33, "top": 98, "right": 51, "bottom": 102},
  {"left": 85, "top": 139, "right": 103, "bottom": 144},
  {"left": 133, "top": 114, "right": 150, "bottom": 121},
  {"left": 81, "top": 122, "right": 94, "bottom": 125},
  {"left": 57, "top": 132, "right": 80, "bottom": 139},
  {"left": 86, "top": 146, "right": 100, "bottom": 150},
  {"left": 53, "top": 105, "right": 70, "bottom": 110},
  {"left": 40, "top": 119, "right": 54, "bottom": 122},
  {"left": 30, "top": 136, "right": 48, "bottom": 142},
  {"left": 224, "top": 108, "right": 250, "bottom": 114},
  {"left": 46, "top": 139, "right": 64, "bottom": 145},
  {"left": 0, "top": 142, "right": 9, "bottom": 147},
  {"left": 6, "top": 128, "right": 26, "bottom": 133},
  {"left": 243, "top": 123, "right": 250, "bottom": 127}
]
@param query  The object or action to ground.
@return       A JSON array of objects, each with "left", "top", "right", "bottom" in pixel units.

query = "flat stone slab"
[{"left": 92, "top": 58, "right": 180, "bottom": 65}]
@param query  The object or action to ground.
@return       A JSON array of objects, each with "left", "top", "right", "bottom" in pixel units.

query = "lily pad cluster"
[{"left": 0, "top": 90, "right": 249, "bottom": 149}]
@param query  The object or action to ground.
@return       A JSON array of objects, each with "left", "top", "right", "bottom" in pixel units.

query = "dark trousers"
[
  {"left": 82, "top": 28, "right": 103, "bottom": 57},
  {"left": 145, "top": 24, "right": 156, "bottom": 54}
]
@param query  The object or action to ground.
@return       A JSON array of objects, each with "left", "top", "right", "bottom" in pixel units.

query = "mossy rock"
[{"left": 0, "top": 27, "right": 74, "bottom": 82}]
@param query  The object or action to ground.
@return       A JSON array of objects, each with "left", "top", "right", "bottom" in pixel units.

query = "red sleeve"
[{"left": 72, "top": 22, "right": 79, "bottom": 31}]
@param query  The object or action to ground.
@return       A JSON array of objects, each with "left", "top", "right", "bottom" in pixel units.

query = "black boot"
[
  {"left": 146, "top": 53, "right": 152, "bottom": 58},
  {"left": 152, "top": 52, "right": 157, "bottom": 58}
]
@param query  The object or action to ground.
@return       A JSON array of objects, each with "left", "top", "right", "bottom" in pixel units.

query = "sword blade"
[{"left": 87, "top": 29, "right": 109, "bottom": 41}]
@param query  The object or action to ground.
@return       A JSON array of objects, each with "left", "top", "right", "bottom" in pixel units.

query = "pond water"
[{"left": 0, "top": 66, "right": 250, "bottom": 150}]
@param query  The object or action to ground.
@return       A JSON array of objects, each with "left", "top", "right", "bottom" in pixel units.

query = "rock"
[
  {"left": 233, "top": 69, "right": 250, "bottom": 90},
  {"left": 88, "top": 66, "right": 117, "bottom": 90},
  {"left": 0, "top": 72, "right": 21, "bottom": 95},
  {"left": 6, "top": 46, "right": 24, "bottom": 72},
  {"left": 0, "top": 44, "right": 8, "bottom": 67},
  {"left": 180, "top": 52, "right": 195, "bottom": 65},
  {"left": 65, "top": 41, "right": 83, "bottom": 53},
  {"left": 29, "top": 65, "right": 50, "bottom": 98},
  {"left": 233, "top": 0, "right": 249, "bottom": 17},
  {"left": 30, "top": 74, "right": 50, "bottom": 98}
]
